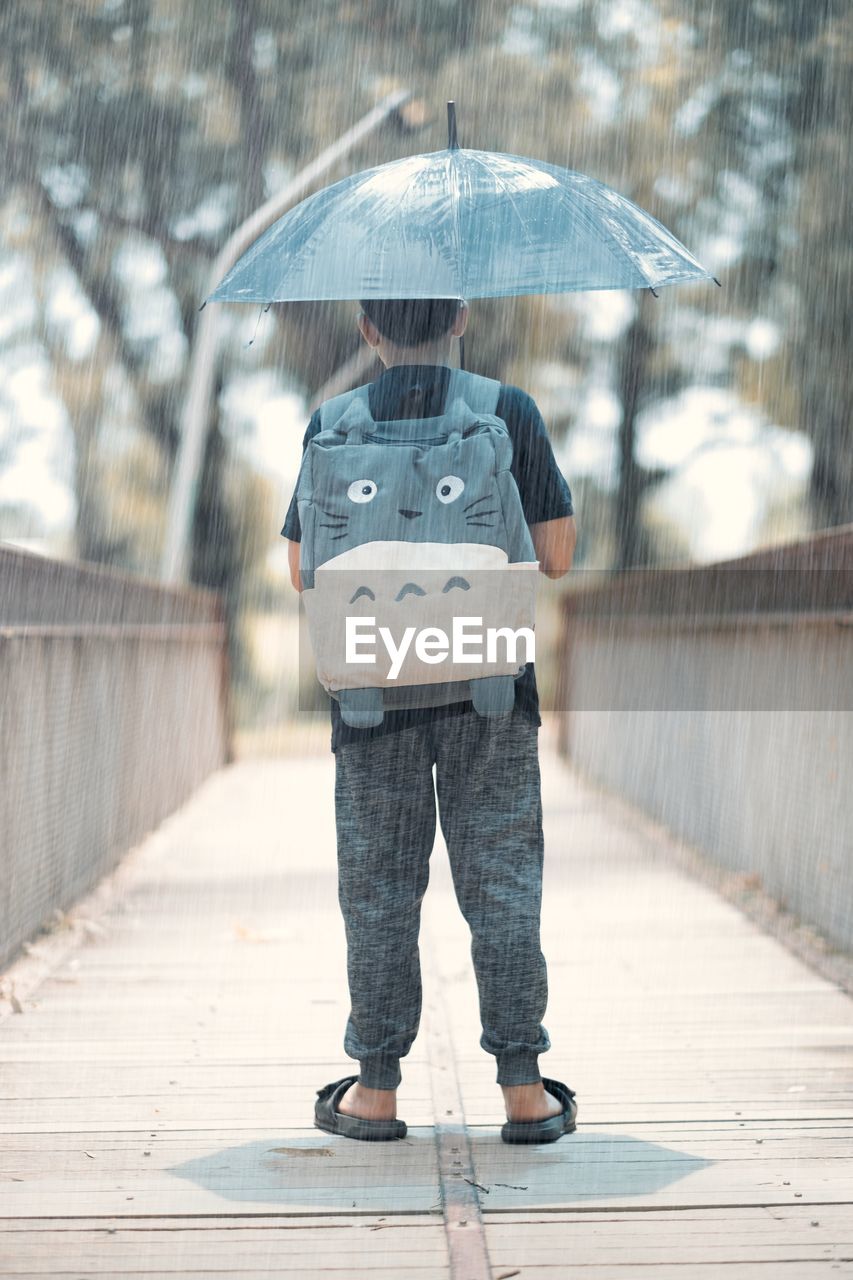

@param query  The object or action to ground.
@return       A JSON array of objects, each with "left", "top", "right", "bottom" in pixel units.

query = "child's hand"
[{"left": 530, "top": 516, "right": 576, "bottom": 579}]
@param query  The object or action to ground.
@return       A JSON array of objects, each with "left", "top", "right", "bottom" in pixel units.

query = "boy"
[{"left": 282, "top": 297, "right": 577, "bottom": 1140}]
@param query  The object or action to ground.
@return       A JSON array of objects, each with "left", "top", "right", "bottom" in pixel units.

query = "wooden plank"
[
  {"left": 0, "top": 1218, "right": 850, "bottom": 1279},
  {"left": 0, "top": 1218, "right": 449, "bottom": 1277},
  {"left": 484, "top": 1201, "right": 853, "bottom": 1234},
  {"left": 1, "top": 1034, "right": 848, "bottom": 1060},
  {"left": 466, "top": 1145, "right": 853, "bottom": 1212},
  {"left": 480, "top": 1265, "right": 851, "bottom": 1279},
  {"left": 2, "top": 1056, "right": 850, "bottom": 1087},
  {"left": 16, "top": 985, "right": 853, "bottom": 1013},
  {"left": 1, "top": 1069, "right": 847, "bottom": 1121},
  {"left": 0, "top": 1264, "right": 445, "bottom": 1280}
]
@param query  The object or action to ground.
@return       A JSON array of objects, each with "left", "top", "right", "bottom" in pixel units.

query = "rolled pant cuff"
[
  {"left": 358, "top": 1056, "right": 402, "bottom": 1090},
  {"left": 495, "top": 1051, "right": 543, "bottom": 1086}
]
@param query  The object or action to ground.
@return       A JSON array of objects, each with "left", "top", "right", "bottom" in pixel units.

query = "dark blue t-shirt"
[{"left": 281, "top": 363, "right": 573, "bottom": 751}]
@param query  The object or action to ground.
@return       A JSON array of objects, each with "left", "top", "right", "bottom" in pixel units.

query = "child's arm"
[
  {"left": 505, "top": 388, "right": 574, "bottom": 578},
  {"left": 530, "top": 515, "right": 576, "bottom": 579},
  {"left": 286, "top": 537, "right": 303, "bottom": 593}
]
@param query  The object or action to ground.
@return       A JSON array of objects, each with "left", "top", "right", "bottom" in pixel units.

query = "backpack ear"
[
  {"left": 492, "top": 428, "right": 514, "bottom": 472},
  {"left": 332, "top": 397, "right": 373, "bottom": 445},
  {"left": 445, "top": 395, "right": 484, "bottom": 446}
]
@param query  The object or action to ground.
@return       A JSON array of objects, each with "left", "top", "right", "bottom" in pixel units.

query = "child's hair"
[{"left": 359, "top": 298, "right": 462, "bottom": 348}]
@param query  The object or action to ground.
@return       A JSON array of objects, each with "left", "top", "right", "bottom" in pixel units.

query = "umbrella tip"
[
  {"left": 713, "top": 276, "right": 722, "bottom": 287},
  {"left": 198, "top": 300, "right": 207, "bottom": 312},
  {"left": 447, "top": 101, "right": 459, "bottom": 150}
]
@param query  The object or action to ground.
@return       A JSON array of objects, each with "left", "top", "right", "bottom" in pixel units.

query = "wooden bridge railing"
[
  {"left": 0, "top": 544, "right": 232, "bottom": 969},
  {"left": 557, "top": 524, "right": 853, "bottom": 951}
]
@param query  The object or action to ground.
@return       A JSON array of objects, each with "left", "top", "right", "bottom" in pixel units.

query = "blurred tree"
[
  {"left": 663, "top": 0, "right": 852, "bottom": 527},
  {"left": 778, "top": 4, "right": 851, "bottom": 526}
]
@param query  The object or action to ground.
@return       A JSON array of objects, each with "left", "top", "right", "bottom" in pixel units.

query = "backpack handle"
[{"left": 326, "top": 392, "right": 485, "bottom": 448}]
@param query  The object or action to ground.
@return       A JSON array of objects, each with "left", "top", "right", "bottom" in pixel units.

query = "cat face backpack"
[{"left": 295, "top": 367, "right": 539, "bottom": 728}]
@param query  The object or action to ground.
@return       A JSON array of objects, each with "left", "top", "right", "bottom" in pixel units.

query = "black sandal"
[
  {"left": 314, "top": 1075, "right": 407, "bottom": 1141},
  {"left": 501, "top": 1077, "right": 578, "bottom": 1145}
]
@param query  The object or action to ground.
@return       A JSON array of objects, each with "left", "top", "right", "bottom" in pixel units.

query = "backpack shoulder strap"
[
  {"left": 446, "top": 368, "right": 501, "bottom": 417},
  {"left": 318, "top": 383, "right": 371, "bottom": 432}
]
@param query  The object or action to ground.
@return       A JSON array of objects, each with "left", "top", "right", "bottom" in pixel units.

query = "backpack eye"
[
  {"left": 436, "top": 475, "right": 464, "bottom": 504},
  {"left": 347, "top": 479, "right": 378, "bottom": 503}
]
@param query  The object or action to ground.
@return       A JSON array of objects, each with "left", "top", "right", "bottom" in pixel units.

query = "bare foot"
[
  {"left": 336, "top": 1081, "right": 397, "bottom": 1121},
  {"left": 502, "top": 1082, "right": 564, "bottom": 1124}
]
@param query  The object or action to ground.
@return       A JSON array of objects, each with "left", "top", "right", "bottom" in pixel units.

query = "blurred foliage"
[
  {"left": 664, "top": 0, "right": 853, "bottom": 528},
  {"left": 0, "top": 0, "right": 850, "bottom": 707}
]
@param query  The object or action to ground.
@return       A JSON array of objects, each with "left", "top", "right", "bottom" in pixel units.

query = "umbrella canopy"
[{"left": 207, "top": 135, "right": 716, "bottom": 306}]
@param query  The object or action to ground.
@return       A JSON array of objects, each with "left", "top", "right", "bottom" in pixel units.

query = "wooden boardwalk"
[{"left": 2, "top": 730, "right": 852, "bottom": 1278}]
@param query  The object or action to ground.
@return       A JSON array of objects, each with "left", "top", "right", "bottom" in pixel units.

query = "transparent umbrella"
[{"left": 206, "top": 102, "right": 719, "bottom": 320}]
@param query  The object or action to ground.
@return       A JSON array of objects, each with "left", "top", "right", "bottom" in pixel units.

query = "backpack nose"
[{"left": 399, "top": 508, "right": 423, "bottom": 519}]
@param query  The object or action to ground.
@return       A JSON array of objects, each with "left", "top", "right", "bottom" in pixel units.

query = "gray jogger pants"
[{"left": 333, "top": 707, "right": 551, "bottom": 1090}]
